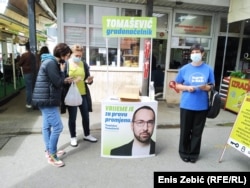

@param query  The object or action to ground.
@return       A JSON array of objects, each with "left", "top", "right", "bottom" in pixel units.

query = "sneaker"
[
  {"left": 70, "top": 137, "right": 78, "bottom": 147},
  {"left": 26, "top": 104, "right": 32, "bottom": 108},
  {"left": 45, "top": 150, "right": 66, "bottom": 158},
  {"left": 83, "top": 135, "right": 98, "bottom": 142},
  {"left": 48, "top": 154, "right": 65, "bottom": 167}
]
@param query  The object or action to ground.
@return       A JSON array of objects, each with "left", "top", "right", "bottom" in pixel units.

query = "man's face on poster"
[{"left": 131, "top": 109, "right": 155, "bottom": 144}]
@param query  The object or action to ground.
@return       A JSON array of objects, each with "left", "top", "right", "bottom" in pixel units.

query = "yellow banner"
[
  {"left": 227, "top": 94, "right": 250, "bottom": 158},
  {"left": 225, "top": 77, "right": 250, "bottom": 113}
]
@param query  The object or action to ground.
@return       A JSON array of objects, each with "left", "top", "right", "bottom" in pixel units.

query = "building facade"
[{"left": 1, "top": 0, "right": 250, "bottom": 104}]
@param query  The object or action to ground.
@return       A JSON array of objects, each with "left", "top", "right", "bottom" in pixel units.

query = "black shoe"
[
  {"left": 181, "top": 157, "right": 190, "bottom": 162},
  {"left": 190, "top": 158, "right": 197, "bottom": 163}
]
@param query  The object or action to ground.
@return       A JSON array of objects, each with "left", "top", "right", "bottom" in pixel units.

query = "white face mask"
[{"left": 190, "top": 53, "right": 202, "bottom": 63}]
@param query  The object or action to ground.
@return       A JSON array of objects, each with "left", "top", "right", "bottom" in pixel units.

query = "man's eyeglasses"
[{"left": 133, "top": 120, "right": 155, "bottom": 127}]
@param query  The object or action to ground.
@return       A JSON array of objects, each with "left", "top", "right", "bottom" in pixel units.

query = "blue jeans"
[
  {"left": 39, "top": 106, "right": 63, "bottom": 155},
  {"left": 23, "top": 73, "right": 34, "bottom": 105},
  {"left": 67, "top": 95, "right": 90, "bottom": 138}
]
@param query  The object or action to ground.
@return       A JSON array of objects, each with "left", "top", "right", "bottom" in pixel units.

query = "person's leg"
[
  {"left": 189, "top": 110, "right": 207, "bottom": 162},
  {"left": 23, "top": 73, "right": 33, "bottom": 106},
  {"left": 47, "top": 109, "right": 64, "bottom": 168},
  {"left": 46, "top": 106, "right": 63, "bottom": 155},
  {"left": 79, "top": 95, "right": 97, "bottom": 142},
  {"left": 179, "top": 108, "right": 193, "bottom": 161},
  {"left": 67, "top": 106, "right": 78, "bottom": 138},
  {"left": 79, "top": 95, "right": 90, "bottom": 136},
  {"left": 67, "top": 105, "right": 78, "bottom": 146},
  {"left": 39, "top": 106, "right": 51, "bottom": 153}
]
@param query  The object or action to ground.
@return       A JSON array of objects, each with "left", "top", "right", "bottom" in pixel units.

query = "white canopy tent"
[{"left": 228, "top": 0, "right": 250, "bottom": 23}]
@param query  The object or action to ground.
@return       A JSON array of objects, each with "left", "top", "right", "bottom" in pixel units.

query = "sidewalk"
[
  {"left": 0, "top": 90, "right": 249, "bottom": 188},
  {"left": 0, "top": 89, "right": 237, "bottom": 135}
]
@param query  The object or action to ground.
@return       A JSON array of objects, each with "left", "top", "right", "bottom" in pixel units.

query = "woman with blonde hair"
[{"left": 63, "top": 44, "right": 97, "bottom": 147}]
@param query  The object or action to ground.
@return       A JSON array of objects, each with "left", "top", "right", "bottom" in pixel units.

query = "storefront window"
[
  {"left": 170, "top": 48, "right": 210, "bottom": 69},
  {"left": 64, "top": 26, "right": 86, "bottom": 46},
  {"left": 154, "top": 13, "right": 168, "bottom": 30},
  {"left": 121, "top": 9, "right": 141, "bottom": 16},
  {"left": 240, "top": 38, "right": 250, "bottom": 59},
  {"left": 220, "top": 17, "right": 241, "bottom": 33},
  {"left": 89, "top": 47, "right": 100, "bottom": 66},
  {"left": 171, "top": 36, "right": 210, "bottom": 48},
  {"left": 118, "top": 9, "right": 142, "bottom": 67},
  {"left": 62, "top": 3, "right": 143, "bottom": 68},
  {"left": 120, "top": 38, "right": 139, "bottom": 67},
  {"left": 243, "top": 19, "right": 250, "bottom": 35},
  {"left": 170, "top": 36, "right": 211, "bottom": 68},
  {"left": 240, "top": 38, "right": 250, "bottom": 71},
  {"left": 89, "top": 47, "right": 119, "bottom": 66},
  {"left": 173, "top": 13, "right": 212, "bottom": 36},
  {"left": 89, "top": 28, "right": 117, "bottom": 47},
  {"left": 89, "top": 6, "right": 118, "bottom": 24},
  {"left": 63, "top": 3, "right": 86, "bottom": 24}
]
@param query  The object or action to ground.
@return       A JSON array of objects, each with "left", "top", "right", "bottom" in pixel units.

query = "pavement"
[{"left": 0, "top": 89, "right": 249, "bottom": 188}]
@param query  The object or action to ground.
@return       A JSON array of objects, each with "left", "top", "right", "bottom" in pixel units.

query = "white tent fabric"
[{"left": 228, "top": 0, "right": 250, "bottom": 23}]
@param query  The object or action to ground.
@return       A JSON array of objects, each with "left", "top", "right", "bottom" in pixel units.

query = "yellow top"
[{"left": 68, "top": 61, "right": 86, "bottom": 95}]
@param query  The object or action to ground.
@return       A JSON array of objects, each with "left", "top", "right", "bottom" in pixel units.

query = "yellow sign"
[
  {"left": 227, "top": 94, "right": 250, "bottom": 158},
  {"left": 225, "top": 77, "right": 250, "bottom": 113}
]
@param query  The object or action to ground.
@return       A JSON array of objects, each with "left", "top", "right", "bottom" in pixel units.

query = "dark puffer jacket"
[{"left": 32, "top": 55, "right": 65, "bottom": 107}]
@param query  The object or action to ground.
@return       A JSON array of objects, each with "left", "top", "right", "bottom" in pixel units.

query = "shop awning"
[
  {"left": 0, "top": 0, "right": 56, "bottom": 43},
  {"left": 228, "top": 0, "right": 250, "bottom": 23},
  {"left": 0, "top": 14, "right": 47, "bottom": 43}
]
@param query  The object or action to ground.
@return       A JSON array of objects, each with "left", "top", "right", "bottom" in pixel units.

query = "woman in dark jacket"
[{"left": 32, "top": 43, "right": 72, "bottom": 167}]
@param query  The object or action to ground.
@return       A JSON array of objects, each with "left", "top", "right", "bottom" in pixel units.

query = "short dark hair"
[
  {"left": 132, "top": 106, "right": 155, "bottom": 122},
  {"left": 25, "top": 42, "right": 30, "bottom": 51},
  {"left": 53, "top": 43, "right": 72, "bottom": 58},
  {"left": 190, "top": 43, "right": 204, "bottom": 53},
  {"left": 39, "top": 46, "right": 50, "bottom": 55}
]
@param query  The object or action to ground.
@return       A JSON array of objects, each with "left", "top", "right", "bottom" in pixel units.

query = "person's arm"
[
  {"left": 175, "top": 83, "right": 196, "bottom": 92},
  {"left": 84, "top": 62, "right": 93, "bottom": 85},
  {"left": 18, "top": 55, "right": 25, "bottom": 66},
  {"left": 199, "top": 84, "right": 213, "bottom": 91},
  {"left": 46, "top": 60, "right": 65, "bottom": 88},
  {"left": 62, "top": 62, "right": 74, "bottom": 85}
]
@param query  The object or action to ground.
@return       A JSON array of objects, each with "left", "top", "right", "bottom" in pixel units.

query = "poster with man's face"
[{"left": 101, "top": 98, "right": 158, "bottom": 158}]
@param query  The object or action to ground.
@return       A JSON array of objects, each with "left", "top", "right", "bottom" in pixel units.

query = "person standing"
[
  {"left": 18, "top": 42, "right": 36, "bottom": 108},
  {"left": 37, "top": 46, "right": 50, "bottom": 68},
  {"left": 175, "top": 43, "right": 215, "bottom": 163},
  {"left": 32, "top": 43, "right": 72, "bottom": 167},
  {"left": 64, "top": 44, "right": 97, "bottom": 147}
]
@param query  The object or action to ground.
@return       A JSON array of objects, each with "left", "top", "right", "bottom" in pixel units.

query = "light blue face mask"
[
  {"left": 190, "top": 53, "right": 202, "bottom": 63},
  {"left": 73, "top": 57, "right": 81, "bottom": 63}
]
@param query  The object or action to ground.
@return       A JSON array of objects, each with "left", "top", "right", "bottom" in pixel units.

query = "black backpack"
[{"left": 207, "top": 86, "right": 221, "bottom": 118}]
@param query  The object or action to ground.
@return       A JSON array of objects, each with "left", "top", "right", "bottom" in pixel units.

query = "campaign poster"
[
  {"left": 101, "top": 98, "right": 158, "bottom": 158},
  {"left": 227, "top": 94, "right": 250, "bottom": 158}
]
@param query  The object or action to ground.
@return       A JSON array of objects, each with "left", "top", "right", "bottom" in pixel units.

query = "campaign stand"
[
  {"left": 101, "top": 97, "right": 158, "bottom": 158},
  {"left": 219, "top": 93, "right": 250, "bottom": 162},
  {"left": 102, "top": 16, "right": 157, "bottom": 97}
]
